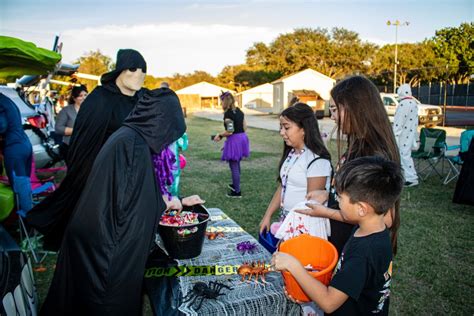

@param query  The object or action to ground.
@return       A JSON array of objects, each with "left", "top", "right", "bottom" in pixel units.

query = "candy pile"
[{"left": 160, "top": 210, "right": 199, "bottom": 226}]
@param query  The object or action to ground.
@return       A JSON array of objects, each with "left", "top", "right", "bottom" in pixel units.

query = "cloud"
[{"left": 60, "top": 23, "right": 286, "bottom": 77}]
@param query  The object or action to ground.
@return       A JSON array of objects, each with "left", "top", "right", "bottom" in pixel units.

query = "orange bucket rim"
[{"left": 279, "top": 234, "right": 339, "bottom": 277}]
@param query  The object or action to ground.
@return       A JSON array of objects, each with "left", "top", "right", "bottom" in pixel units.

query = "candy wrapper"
[
  {"left": 160, "top": 210, "right": 199, "bottom": 226},
  {"left": 274, "top": 201, "right": 331, "bottom": 241}
]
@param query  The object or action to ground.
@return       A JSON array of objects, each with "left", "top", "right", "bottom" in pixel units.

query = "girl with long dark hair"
[
  {"left": 259, "top": 103, "right": 332, "bottom": 237},
  {"left": 301, "top": 75, "right": 401, "bottom": 255}
]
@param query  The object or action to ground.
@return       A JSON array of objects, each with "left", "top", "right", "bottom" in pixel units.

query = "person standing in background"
[
  {"left": 55, "top": 85, "right": 88, "bottom": 160},
  {"left": 393, "top": 83, "right": 419, "bottom": 187},
  {"left": 213, "top": 91, "right": 250, "bottom": 198}
]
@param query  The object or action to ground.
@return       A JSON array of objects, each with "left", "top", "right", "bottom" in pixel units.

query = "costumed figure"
[
  {"left": 40, "top": 88, "right": 186, "bottom": 315},
  {"left": 26, "top": 49, "right": 148, "bottom": 250},
  {"left": 168, "top": 133, "right": 188, "bottom": 197},
  {"left": 213, "top": 91, "right": 250, "bottom": 198},
  {"left": 393, "top": 83, "right": 419, "bottom": 187},
  {"left": 0, "top": 93, "right": 33, "bottom": 212},
  {"left": 453, "top": 135, "right": 474, "bottom": 205}
]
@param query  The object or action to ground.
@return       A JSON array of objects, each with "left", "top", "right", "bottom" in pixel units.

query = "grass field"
[{"left": 33, "top": 115, "right": 473, "bottom": 315}]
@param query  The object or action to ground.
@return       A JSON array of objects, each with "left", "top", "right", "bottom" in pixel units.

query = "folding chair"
[
  {"left": 12, "top": 171, "right": 55, "bottom": 264},
  {"left": 443, "top": 130, "right": 474, "bottom": 185},
  {"left": 411, "top": 128, "right": 447, "bottom": 180}
]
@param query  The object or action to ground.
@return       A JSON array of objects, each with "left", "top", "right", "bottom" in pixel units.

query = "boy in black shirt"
[{"left": 272, "top": 156, "right": 403, "bottom": 315}]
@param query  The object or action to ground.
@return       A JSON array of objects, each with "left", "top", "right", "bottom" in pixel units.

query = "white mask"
[{"left": 115, "top": 68, "right": 146, "bottom": 96}]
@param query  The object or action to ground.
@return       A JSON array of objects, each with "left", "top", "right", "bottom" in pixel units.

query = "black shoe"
[
  {"left": 227, "top": 183, "right": 236, "bottom": 192},
  {"left": 404, "top": 181, "right": 419, "bottom": 187},
  {"left": 226, "top": 189, "right": 242, "bottom": 198}
]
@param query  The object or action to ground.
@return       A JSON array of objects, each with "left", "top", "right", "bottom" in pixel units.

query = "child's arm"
[
  {"left": 307, "top": 176, "right": 327, "bottom": 193},
  {"left": 259, "top": 185, "right": 282, "bottom": 233},
  {"left": 214, "top": 130, "right": 232, "bottom": 141},
  {"left": 299, "top": 203, "right": 393, "bottom": 228},
  {"left": 273, "top": 252, "right": 348, "bottom": 313},
  {"left": 297, "top": 203, "right": 347, "bottom": 223}
]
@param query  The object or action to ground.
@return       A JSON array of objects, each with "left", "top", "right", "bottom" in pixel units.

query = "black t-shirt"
[
  {"left": 223, "top": 108, "right": 245, "bottom": 134},
  {"left": 328, "top": 227, "right": 393, "bottom": 316}
]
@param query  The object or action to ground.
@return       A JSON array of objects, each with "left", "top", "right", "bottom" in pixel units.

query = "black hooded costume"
[
  {"left": 26, "top": 49, "right": 148, "bottom": 251},
  {"left": 40, "top": 88, "right": 186, "bottom": 315},
  {"left": 453, "top": 139, "right": 474, "bottom": 205}
]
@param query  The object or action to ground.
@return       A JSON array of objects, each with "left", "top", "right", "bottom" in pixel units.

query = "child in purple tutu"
[{"left": 213, "top": 91, "right": 250, "bottom": 198}]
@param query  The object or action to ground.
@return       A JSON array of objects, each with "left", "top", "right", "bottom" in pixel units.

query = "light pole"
[{"left": 387, "top": 20, "right": 409, "bottom": 92}]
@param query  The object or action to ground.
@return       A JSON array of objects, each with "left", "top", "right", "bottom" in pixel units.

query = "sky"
[{"left": 1, "top": 0, "right": 472, "bottom": 77}]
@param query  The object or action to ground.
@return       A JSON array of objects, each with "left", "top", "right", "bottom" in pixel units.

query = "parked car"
[
  {"left": 0, "top": 86, "right": 60, "bottom": 168},
  {"left": 380, "top": 93, "right": 443, "bottom": 126}
]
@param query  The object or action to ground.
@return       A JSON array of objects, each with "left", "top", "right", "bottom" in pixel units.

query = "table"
[{"left": 144, "top": 208, "right": 301, "bottom": 316}]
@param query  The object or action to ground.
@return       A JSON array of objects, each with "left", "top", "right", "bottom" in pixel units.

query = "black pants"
[{"left": 59, "top": 142, "right": 69, "bottom": 161}]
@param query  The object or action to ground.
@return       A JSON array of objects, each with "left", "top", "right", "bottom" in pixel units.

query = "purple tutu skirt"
[{"left": 221, "top": 132, "right": 250, "bottom": 161}]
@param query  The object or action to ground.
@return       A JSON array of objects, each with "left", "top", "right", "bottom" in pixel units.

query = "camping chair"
[
  {"left": 12, "top": 171, "right": 55, "bottom": 264},
  {"left": 411, "top": 127, "right": 447, "bottom": 180},
  {"left": 443, "top": 130, "right": 474, "bottom": 185}
]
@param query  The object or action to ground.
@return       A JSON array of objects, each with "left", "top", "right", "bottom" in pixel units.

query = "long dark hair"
[
  {"left": 330, "top": 75, "right": 401, "bottom": 255},
  {"left": 277, "top": 102, "right": 331, "bottom": 180},
  {"left": 68, "top": 85, "right": 88, "bottom": 105}
]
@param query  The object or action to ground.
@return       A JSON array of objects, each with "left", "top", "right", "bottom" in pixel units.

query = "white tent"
[
  {"left": 176, "top": 81, "right": 235, "bottom": 109},
  {"left": 236, "top": 83, "right": 273, "bottom": 109},
  {"left": 272, "top": 68, "right": 335, "bottom": 114}
]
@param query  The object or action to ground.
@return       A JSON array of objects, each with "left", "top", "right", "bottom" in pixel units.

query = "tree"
[
  {"left": 75, "top": 50, "right": 113, "bottom": 91},
  {"left": 243, "top": 28, "right": 375, "bottom": 80},
  {"left": 431, "top": 22, "right": 474, "bottom": 83},
  {"left": 246, "top": 42, "right": 271, "bottom": 68},
  {"left": 369, "top": 41, "right": 446, "bottom": 87},
  {"left": 328, "top": 27, "right": 376, "bottom": 79}
]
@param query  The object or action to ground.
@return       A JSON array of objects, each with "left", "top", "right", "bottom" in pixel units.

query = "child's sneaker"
[
  {"left": 226, "top": 189, "right": 242, "bottom": 198},
  {"left": 227, "top": 183, "right": 236, "bottom": 192},
  {"left": 404, "top": 181, "right": 418, "bottom": 187}
]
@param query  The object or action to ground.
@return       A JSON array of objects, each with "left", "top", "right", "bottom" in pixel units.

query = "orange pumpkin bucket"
[{"left": 279, "top": 234, "right": 338, "bottom": 302}]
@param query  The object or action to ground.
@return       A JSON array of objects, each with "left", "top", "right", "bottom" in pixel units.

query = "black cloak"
[
  {"left": 453, "top": 139, "right": 474, "bottom": 205},
  {"left": 40, "top": 88, "right": 186, "bottom": 315},
  {"left": 26, "top": 81, "right": 146, "bottom": 250}
]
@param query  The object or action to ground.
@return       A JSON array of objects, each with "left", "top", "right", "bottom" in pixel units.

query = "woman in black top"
[{"left": 213, "top": 92, "right": 250, "bottom": 198}]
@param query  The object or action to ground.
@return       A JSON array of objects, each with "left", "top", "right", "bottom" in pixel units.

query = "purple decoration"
[
  {"left": 236, "top": 241, "right": 258, "bottom": 255},
  {"left": 152, "top": 146, "right": 177, "bottom": 201}
]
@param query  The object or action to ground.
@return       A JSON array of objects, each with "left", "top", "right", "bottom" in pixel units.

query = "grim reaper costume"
[
  {"left": 40, "top": 88, "right": 186, "bottom": 315},
  {"left": 26, "top": 49, "right": 148, "bottom": 250},
  {"left": 393, "top": 84, "right": 419, "bottom": 186}
]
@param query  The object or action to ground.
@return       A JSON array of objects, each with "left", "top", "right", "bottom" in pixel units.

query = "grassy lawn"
[{"left": 32, "top": 115, "right": 473, "bottom": 315}]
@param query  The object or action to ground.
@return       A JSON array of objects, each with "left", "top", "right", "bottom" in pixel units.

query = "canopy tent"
[{"left": 0, "top": 36, "right": 61, "bottom": 81}]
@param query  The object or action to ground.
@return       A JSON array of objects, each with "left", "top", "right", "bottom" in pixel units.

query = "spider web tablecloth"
[{"left": 156, "top": 208, "right": 301, "bottom": 316}]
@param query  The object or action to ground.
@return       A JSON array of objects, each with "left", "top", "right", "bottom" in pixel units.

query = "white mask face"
[{"left": 116, "top": 68, "right": 146, "bottom": 93}]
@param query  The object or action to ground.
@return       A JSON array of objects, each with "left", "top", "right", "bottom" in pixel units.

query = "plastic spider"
[
  {"left": 205, "top": 231, "right": 225, "bottom": 240},
  {"left": 182, "top": 281, "right": 233, "bottom": 311},
  {"left": 236, "top": 241, "right": 258, "bottom": 255}
]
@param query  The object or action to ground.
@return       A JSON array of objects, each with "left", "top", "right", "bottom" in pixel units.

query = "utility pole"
[{"left": 387, "top": 20, "right": 409, "bottom": 93}]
